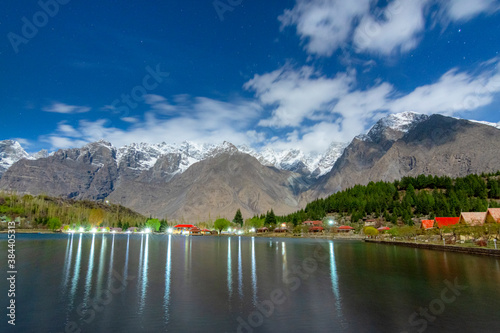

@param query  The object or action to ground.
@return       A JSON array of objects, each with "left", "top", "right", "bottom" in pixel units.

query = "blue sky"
[{"left": 1, "top": 0, "right": 500, "bottom": 154}]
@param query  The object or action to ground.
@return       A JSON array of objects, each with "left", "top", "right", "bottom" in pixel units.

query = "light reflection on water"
[
  {"left": 330, "top": 241, "right": 344, "bottom": 324},
  {"left": 164, "top": 234, "right": 172, "bottom": 324},
  {"left": 61, "top": 233, "right": 74, "bottom": 292},
  {"left": 238, "top": 236, "right": 243, "bottom": 299},
  {"left": 227, "top": 237, "right": 232, "bottom": 298},
  {"left": 82, "top": 233, "right": 95, "bottom": 308},
  {"left": 69, "top": 233, "right": 82, "bottom": 312},
  {"left": 6, "top": 234, "right": 500, "bottom": 333},
  {"left": 139, "top": 234, "right": 149, "bottom": 315},
  {"left": 251, "top": 236, "right": 258, "bottom": 306},
  {"left": 95, "top": 233, "right": 107, "bottom": 298}
]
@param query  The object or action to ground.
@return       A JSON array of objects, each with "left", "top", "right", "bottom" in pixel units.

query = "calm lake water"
[{"left": 1, "top": 233, "right": 500, "bottom": 333}]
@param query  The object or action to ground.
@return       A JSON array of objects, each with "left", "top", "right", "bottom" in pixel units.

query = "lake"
[{"left": 1, "top": 233, "right": 500, "bottom": 332}]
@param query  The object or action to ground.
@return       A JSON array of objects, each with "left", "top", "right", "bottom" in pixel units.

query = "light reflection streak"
[
  {"left": 227, "top": 237, "right": 232, "bottom": 298},
  {"left": 67, "top": 233, "right": 82, "bottom": 315},
  {"left": 61, "top": 233, "right": 74, "bottom": 293},
  {"left": 164, "top": 235, "right": 172, "bottom": 324},
  {"left": 107, "top": 233, "right": 115, "bottom": 287},
  {"left": 282, "top": 241, "right": 287, "bottom": 278},
  {"left": 139, "top": 234, "right": 149, "bottom": 314},
  {"left": 238, "top": 236, "right": 243, "bottom": 299},
  {"left": 83, "top": 233, "right": 96, "bottom": 307},
  {"left": 96, "top": 233, "right": 107, "bottom": 297},
  {"left": 330, "top": 241, "right": 344, "bottom": 321},
  {"left": 122, "top": 234, "right": 130, "bottom": 289},
  {"left": 251, "top": 237, "right": 257, "bottom": 305}
]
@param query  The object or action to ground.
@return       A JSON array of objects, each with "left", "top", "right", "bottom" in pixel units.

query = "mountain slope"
[
  {"left": 108, "top": 150, "right": 308, "bottom": 221},
  {"left": 0, "top": 141, "right": 118, "bottom": 200},
  {"left": 314, "top": 114, "right": 500, "bottom": 195}
]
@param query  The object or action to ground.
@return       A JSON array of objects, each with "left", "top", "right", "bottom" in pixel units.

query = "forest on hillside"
[
  {"left": 278, "top": 172, "right": 500, "bottom": 226},
  {"left": 0, "top": 192, "right": 146, "bottom": 230}
]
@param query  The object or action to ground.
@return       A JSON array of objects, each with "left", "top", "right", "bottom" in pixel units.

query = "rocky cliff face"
[
  {"left": 314, "top": 114, "right": 500, "bottom": 195},
  {"left": 0, "top": 140, "right": 118, "bottom": 200}
]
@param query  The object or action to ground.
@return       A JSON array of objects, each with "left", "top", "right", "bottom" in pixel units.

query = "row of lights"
[{"left": 67, "top": 227, "right": 152, "bottom": 234}]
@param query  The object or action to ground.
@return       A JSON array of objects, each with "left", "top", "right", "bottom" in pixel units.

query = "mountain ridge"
[{"left": 1, "top": 112, "right": 499, "bottom": 221}]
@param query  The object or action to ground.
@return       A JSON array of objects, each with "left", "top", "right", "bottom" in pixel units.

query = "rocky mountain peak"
[{"left": 358, "top": 111, "right": 429, "bottom": 143}]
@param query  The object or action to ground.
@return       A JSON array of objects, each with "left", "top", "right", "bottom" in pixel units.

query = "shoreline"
[
  {"left": 1, "top": 229, "right": 364, "bottom": 241},
  {"left": 365, "top": 239, "right": 500, "bottom": 257}
]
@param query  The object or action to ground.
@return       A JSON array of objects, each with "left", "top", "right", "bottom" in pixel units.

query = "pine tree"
[
  {"left": 265, "top": 209, "right": 277, "bottom": 227},
  {"left": 233, "top": 209, "right": 243, "bottom": 226}
]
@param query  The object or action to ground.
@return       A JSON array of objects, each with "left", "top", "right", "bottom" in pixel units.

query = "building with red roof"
[
  {"left": 303, "top": 220, "right": 323, "bottom": 227},
  {"left": 173, "top": 224, "right": 196, "bottom": 235},
  {"left": 435, "top": 217, "right": 460, "bottom": 229},
  {"left": 337, "top": 226, "right": 355, "bottom": 232},
  {"left": 421, "top": 220, "right": 435, "bottom": 229}
]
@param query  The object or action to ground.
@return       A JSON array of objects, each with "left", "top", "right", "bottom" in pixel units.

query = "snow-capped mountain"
[
  {"left": 0, "top": 140, "right": 30, "bottom": 177},
  {"left": 238, "top": 142, "right": 347, "bottom": 178},
  {"left": 2, "top": 112, "right": 498, "bottom": 182},
  {"left": 116, "top": 139, "right": 345, "bottom": 179},
  {"left": 117, "top": 141, "right": 240, "bottom": 174},
  {"left": 358, "top": 111, "right": 430, "bottom": 142},
  {"left": 0, "top": 140, "right": 54, "bottom": 177}
]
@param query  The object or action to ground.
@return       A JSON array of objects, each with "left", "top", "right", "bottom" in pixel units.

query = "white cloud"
[
  {"left": 43, "top": 96, "right": 264, "bottom": 151},
  {"left": 443, "top": 0, "right": 500, "bottom": 21},
  {"left": 243, "top": 57, "right": 500, "bottom": 154},
  {"left": 280, "top": 0, "right": 499, "bottom": 57},
  {"left": 39, "top": 58, "right": 500, "bottom": 156},
  {"left": 244, "top": 65, "right": 354, "bottom": 127},
  {"left": 353, "top": 0, "right": 429, "bottom": 55},
  {"left": 279, "top": 0, "right": 371, "bottom": 57},
  {"left": 43, "top": 102, "right": 91, "bottom": 114},
  {"left": 120, "top": 117, "right": 139, "bottom": 123},
  {"left": 388, "top": 59, "right": 500, "bottom": 114}
]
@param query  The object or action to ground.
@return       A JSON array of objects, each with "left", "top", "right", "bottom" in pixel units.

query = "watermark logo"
[
  {"left": 104, "top": 64, "right": 169, "bottom": 118},
  {"left": 213, "top": 0, "right": 243, "bottom": 21},
  {"left": 235, "top": 242, "right": 349, "bottom": 332},
  {"left": 401, "top": 278, "right": 467, "bottom": 333},
  {"left": 61, "top": 270, "right": 135, "bottom": 333},
  {"left": 7, "top": 0, "right": 72, "bottom": 54}
]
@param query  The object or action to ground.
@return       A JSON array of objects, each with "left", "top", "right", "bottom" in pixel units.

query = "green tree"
[
  {"left": 214, "top": 218, "right": 230, "bottom": 234},
  {"left": 246, "top": 216, "right": 264, "bottom": 229},
  {"left": 146, "top": 218, "right": 161, "bottom": 232},
  {"left": 265, "top": 209, "right": 277, "bottom": 227},
  {"left": 47, "top": 217, "right": 62, "bottom": 231},
  {"left": 233, "top": 209, "right": 243, "bottom": 227}
]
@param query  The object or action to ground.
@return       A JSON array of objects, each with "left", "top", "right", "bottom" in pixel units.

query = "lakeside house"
[
  {"left": 486, "top": 208, "right": 500, "bottom": 224},
  {"left": 459, "top": 212, "right": 487, "bottom": 227},
  {"left": 303, "top": 220, "right": 323, "bottom": 227},
  {"left": 110, "top": 227, "right": 122, "bottom": 232},
  {"left": 127, "top": 227, "right": 139, "bottom": 232},
  {"left": 309, "top": 226, "right": 324, "bottom": 233},
  {"left": 435, "top": 217, "right": 460, "bottom": 229},
  {"left": 257, "top": 227, "right": 269, "bottom": 233},
  {"left": 173, "top": 224, "right": 195, "bottom": 235},
  {"left": 337, "top": 226, "right": 355, "bottom": 232},
  {"left": 421, "top": 220, "right": 435, "bottom": 230}
]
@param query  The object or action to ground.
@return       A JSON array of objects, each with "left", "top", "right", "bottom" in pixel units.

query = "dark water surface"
[{"left": 1, "top": 233, "right": 499, "bottom": 332}]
